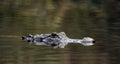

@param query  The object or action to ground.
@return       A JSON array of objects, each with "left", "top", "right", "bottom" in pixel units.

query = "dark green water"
[
  {"left": 0, "top": 19, "right": 120, "bottom": 64},
  {"left": 0, "top": 0, "right": 120, "bottom": 64}
]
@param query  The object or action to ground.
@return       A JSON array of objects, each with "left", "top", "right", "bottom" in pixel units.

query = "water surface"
[{"left": 0, "top": 0, "right": 120, "bottom": 64}]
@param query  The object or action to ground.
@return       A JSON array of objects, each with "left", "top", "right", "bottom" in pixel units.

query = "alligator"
[{"left": 22, "top": 32, "right": 95, "bottom": 48}]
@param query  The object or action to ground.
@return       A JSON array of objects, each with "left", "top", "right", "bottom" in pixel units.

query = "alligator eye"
[
  {"left": 51, "top": 33, "right": 59, "bottom": 38},
  {"left": 93, "top": 40, "right": 95, "bottom": 43},
  {"left": 51, "top": 33, "right": 57, "bottom": 36}
]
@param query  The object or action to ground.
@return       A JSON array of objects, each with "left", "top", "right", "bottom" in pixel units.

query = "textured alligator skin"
[{"left": 22, "top": 32, "right": 95, "bottom": 48}]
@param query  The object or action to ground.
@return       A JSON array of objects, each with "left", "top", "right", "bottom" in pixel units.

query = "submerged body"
[{"left": 22, "top": 32, "right": 95, "bottom": 48}]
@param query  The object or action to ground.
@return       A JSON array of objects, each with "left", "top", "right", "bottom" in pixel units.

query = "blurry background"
[{"left": 0, "top": 0, "right": 120, "bottom": 64}]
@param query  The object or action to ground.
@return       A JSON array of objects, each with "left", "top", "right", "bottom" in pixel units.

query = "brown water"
[{"left": 0, "top": 0, "right": 120, "bottom": 64}]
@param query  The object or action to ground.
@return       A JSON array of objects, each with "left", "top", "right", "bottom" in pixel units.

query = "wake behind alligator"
[{"left": 22, "top": 32, "right": 95, "bottom": 48}]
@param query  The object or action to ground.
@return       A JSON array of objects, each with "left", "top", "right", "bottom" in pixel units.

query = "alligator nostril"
[
  {"left": 22, "top": 36, "right": 25, "bottom": 40},
  {"left": 93, "top": 40, "right": 95, "bottom": 43}
]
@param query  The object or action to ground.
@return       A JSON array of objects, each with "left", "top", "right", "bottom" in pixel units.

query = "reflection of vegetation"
[
  {"left": 0, "top": 0, "right": 119, "bottom": 64},
  {"left": 0, "top": 0, "right": 108, "bottom": 32}
]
